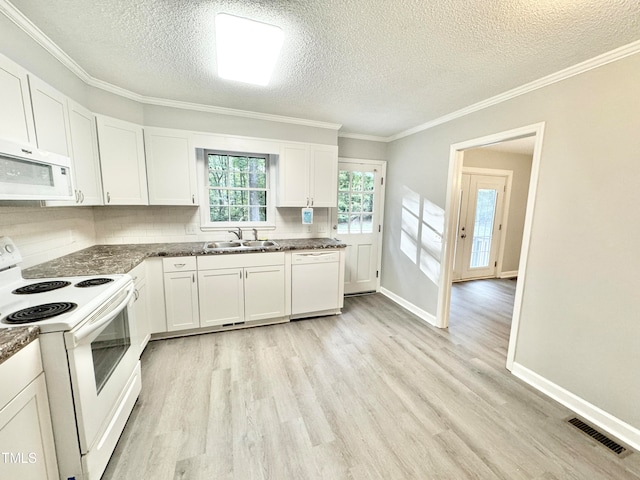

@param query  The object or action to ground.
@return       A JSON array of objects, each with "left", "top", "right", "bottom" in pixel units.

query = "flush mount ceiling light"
[{"left": 215, "top": 13, "right": 284, "bottom": 86}]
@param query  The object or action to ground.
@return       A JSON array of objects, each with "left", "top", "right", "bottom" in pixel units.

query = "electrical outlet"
[
  {"left": 318, "top": 224, "right": 326, "bottom": 233},
  {"left": 185, "top": 225, "right": 197, "bottom": 235},
  {"left": 306, "top": 225, "right": 312, "bottom": 233}
]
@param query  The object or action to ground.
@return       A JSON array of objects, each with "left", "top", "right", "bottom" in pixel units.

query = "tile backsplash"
[
  {"left": 0, "top": 204, "right": 334, "bottom": 269},
  {"left": 93, "top": 206, "right": 333, "bottom": 244},
  {"left": 0, "top": 205, "right": 96, "bottom": 268}
]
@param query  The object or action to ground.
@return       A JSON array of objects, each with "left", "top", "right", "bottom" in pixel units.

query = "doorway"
[
  {"left": 453, "top": 169, "right": 511, "bottom": 281},
  {"left": 437, "top": 123, "right": 545, "bottom": 370},
  {"left": 332, "top": 158, "right": 386, "bottom": 294}
]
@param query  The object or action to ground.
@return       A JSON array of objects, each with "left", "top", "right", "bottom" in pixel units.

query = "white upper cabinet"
[
  {"left": 144, "top": 127, "right": 197, "bottom": 205},
  {"left": 66, "top": 100, "right": 103, "bottom": 205},
  {"left": 309, "top": 144, "right": 338, "bottom": 207},
  {"left": 96, "top": 115, "right": 149, "bottom": 205},
  {"left": 0, "top": 54, "right": 37, "bottom": 145},
  {"left": 276, "top": 143, "right": 338, "bottom": 207},
  {"left": 28, "top": 75, "right": 72, "bottom": 157},
  {"left": 47, "top": 100, "right": 104, "bottom": 206}
]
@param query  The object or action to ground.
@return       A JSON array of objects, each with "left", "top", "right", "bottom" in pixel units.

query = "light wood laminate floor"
[{"left": 103, "top": 279, "right": 640, "bottom": 479}]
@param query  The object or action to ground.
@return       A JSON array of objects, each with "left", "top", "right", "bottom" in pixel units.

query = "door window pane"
[
  {"left": 470, "top": 189, "right": 497, "bottom": 268},
  {"left": 336, "top": 169, "right": 377, "bottom": 234}
]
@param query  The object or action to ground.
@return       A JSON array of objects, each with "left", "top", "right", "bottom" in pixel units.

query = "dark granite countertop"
[
  {"left": 0, "top": 327, "right": 40, "bottom": 365},
  {"left": 22, "top": 238, "right": 346, "bottom": 278}
]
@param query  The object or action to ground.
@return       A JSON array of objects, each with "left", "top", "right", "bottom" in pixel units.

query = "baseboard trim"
[
  {"left": 499, "top": 270, "right": 518, "bottom": 279},
  {"left": 511, "top": 362, "right": 640, "bottom": 452},
  {"left": 379, "top": 287, "right": 439, "bottom": 327}
]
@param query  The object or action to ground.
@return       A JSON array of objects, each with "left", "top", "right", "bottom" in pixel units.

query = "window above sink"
[{"left": 199, "top": 150, "right": 276, "bottom": 230}]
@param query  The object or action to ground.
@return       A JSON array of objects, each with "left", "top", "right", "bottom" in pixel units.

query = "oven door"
[{"left": 64, "top": 283, "right": 139, "bottom": 454}]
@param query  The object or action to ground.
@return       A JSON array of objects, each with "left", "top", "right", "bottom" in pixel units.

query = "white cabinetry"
[
  {"left": 96, "top": 115, "right": 148, "bottom": 205},
  {"left": 28, "top": 75, "right": 72, "bottom": 157},
  {"left": 198, "top": 268, "right": 244, "bottom": 326},
  {"left": 65, "top": 100, "right": 103, "bottom": 205},
  {"left": 145, "top": 127, "right": 198, "bottom": 205},
  {"left": 277, "top": 143, "right": 338, "bottom": 207},
  {"left": 46, "top": 100, "right": 103, "bottom": 206},
  {"left": 0, "top": 54, "right": 37, "bottom": 145},
  {"left": 198, "top": 253, "right": 285, "bottom": 327},
  {"left": 163, "top": 257, "right": 199, "bottom": 332},
  {"left": 130, "top": 262, "right": 151, "bottom": 354},
  {"left": 0, "top": 340, "right": 59, "bottom": 480}
]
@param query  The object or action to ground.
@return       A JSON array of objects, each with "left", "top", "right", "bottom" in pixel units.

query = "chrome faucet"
[
  {"left": 252, "top": 228, "right": 259, "bottom": 241},
  {"left": 228, "top": 227, "right": 242, "bottom": 240}
]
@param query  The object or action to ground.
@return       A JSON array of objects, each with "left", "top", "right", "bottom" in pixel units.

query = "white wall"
[
  {"left": 338, "top": 137, "right": 388, "bottom": 160},
  {"left": 382, "top": 52, "right": 640, "bottom": 431}
]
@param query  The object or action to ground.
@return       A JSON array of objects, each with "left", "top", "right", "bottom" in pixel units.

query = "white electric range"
[{"left": 0, "top": 236, "right": 141, "bottom": 480}]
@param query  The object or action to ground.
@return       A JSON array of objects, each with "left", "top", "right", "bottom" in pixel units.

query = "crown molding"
[
  {"left": 3, "top": 0, "right": 639, "bottom": 139},
  {"left": 388, "top": 38, "right": 640, "bottom": 142},
  {"left": 337, "top": 132, "right": 388, "bottom": 142},
  {"left": 0, "top": 0, "right": 342, "bottom": 131}
]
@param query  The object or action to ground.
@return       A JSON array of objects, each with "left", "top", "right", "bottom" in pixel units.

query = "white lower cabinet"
[
  {"left": 130, "top": 262, "right": 151, "bottom": 354},
  {"left": 163, "top": 257, "right": 199, "bottom": 332},
  {"left": 198, "top": 268, "right": 244, "bottom": 327},
  {"left": 197, "top": 253, "right": 285, "bottom": 328},
  {"left": 0, "top": 340, "right": 59, "bottom": 480},
  {"left": 244, "top": 265, "right": 286, "bottom": 322}
]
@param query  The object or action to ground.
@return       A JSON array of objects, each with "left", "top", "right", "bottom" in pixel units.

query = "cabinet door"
[
  {"left": 277, "top": 143, "right": 309, "bottom": 207},
  {"left": 244, "top": 265, "right": 285, "bottom": 322},
  {"left": 0, "top": 54, "right": 36, "bottom": 145},
  {"left": 0, "top": 374, "right": 59, "bottom": 480},
  {"left": 28, "top": 75, "right": 72, "bottom": 157},
  {"left": 164, "top": 271, "right": 199, "bottom": 331},
  {"left": 198, "top": 268, "right": 244, "bottom": 327},
  {"left": 145, "top": 127, "right": 197, "bottom": 205},
  {"left": 96, "top": 115, "right": 148, "bottom": 205},
  {"left": 133, "top": 271, "right": 150, "bottom": 354},
  {"left": 67, "top": 100, "right": 103, "bottom": 205},
  {"left": 310, "top": 145, "right": 338, "bottom": 207}
]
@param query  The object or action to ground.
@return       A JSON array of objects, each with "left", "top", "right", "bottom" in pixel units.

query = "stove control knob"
[{"left": 5, "top": 244, "right": 15, "bottom": 253}]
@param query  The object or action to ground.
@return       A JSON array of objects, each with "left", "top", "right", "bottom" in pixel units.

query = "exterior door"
[
  {"left": 332, "top": 160, "right": 385, "bottom": 294},
  {"left": 454, "top": 173, "right": 506, "bottom": 281}
]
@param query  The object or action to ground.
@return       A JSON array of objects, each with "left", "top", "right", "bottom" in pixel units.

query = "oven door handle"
[{"left": 69, "top": 286, "right": 135, "bottom": 346}]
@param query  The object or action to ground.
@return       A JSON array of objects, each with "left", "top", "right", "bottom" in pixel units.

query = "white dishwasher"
[{"left": 291, "top": 250, "right": 341, "bottom": 316}]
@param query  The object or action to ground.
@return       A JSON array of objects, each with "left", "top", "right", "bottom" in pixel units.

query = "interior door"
[
  {"left": 332, "top": 161, "right": 383, "bottom": 294},
  {"left": 454, "top": 174, "right": 506, "bottom": 281}
]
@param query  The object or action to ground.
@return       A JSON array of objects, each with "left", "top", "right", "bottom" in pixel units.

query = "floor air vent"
[{"left": 567, "top": 417, "right": 631, "bottom": 457}]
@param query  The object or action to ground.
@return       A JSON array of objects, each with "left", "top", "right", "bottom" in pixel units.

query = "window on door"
[{"left": 337, "top": 169, "right": 375, "bottom": 234}]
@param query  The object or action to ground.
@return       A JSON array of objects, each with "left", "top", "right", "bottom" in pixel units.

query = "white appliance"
[
  {"left": 291, "top": 251, "right": 341, "bottom": 316},
  {"left": 0, "top": 237, "right": 141, "bottom": 480},
  {"left": 0, "top": 138, "right": 74, "bottom": 201}
]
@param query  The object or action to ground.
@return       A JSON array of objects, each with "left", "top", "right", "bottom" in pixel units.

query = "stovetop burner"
[
  {"left": 4, "top": 302, "right": 78, "bottom": 324},
  {"left": 12, "top": 280, "right": 72, "bottom": 295},
  {"left": 75, "top": 278, "right": 115, "bottom": 288}
]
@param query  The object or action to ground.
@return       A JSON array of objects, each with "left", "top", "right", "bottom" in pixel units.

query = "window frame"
[{"left": 199, "top": 149, "right": 276, "bottom": 230}]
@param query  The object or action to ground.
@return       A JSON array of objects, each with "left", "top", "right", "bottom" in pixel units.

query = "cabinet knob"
[
  {"left": 107, "top": 192, "right": 111, "bottom": 203},
  {"left": 192, "top": 194, "right": 195, "bottom": 204}
]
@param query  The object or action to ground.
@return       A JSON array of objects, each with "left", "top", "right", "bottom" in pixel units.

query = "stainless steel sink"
[
  {"left": 203, "top": 240, "right": 280, "bottom": 251},
  {"left": 242, "top": 240, "right": 277, "bottom": 247},
  {"left": 205, "top": 241, "right": 243, "bottom": 249}
]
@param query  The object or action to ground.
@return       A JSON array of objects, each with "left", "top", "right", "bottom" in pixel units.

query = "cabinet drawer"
[{"left": 162, "top": 256, "right": 197, "bottom": 272}]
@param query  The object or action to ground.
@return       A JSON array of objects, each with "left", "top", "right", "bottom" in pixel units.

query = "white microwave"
[{"left": 0, "top": 138, "right": 74, "bottom": 201}]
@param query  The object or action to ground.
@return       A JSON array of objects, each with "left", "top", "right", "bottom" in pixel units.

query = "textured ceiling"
[{"left": 8, "top": 0, "right": 640, "bottom": 137}]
